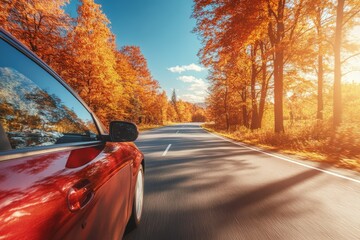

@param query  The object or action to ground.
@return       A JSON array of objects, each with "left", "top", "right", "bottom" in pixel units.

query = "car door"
[{"left": 0, "top": 32, "right": 132, "bottom": 239}]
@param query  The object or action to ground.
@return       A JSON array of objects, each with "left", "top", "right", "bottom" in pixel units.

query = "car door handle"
[{"left": 67, "top": 180, "right": 94, "bottom": 212}]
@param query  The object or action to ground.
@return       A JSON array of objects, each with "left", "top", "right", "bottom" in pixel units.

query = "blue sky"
[{"left": 66, "top": 0, "right": 208, "bottom": 103}]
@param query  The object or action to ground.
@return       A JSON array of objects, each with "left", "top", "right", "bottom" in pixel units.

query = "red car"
[{"left": 0, "top": 28, "right": 144, "bottom": 239}]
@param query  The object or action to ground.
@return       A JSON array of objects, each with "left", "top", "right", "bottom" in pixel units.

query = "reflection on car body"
[{"left": 0, "top": 28, "right": 144, "bottom": 239}]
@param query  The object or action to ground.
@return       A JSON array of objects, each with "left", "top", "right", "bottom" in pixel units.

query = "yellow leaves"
[
  {"left": 4, "top": 0, "right": 71, "bottom": 68},
  {"left": 3, "top": 0, "right": 202, "bottom": 126}
]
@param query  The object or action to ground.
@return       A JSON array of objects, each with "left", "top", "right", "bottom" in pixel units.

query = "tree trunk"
[
  {"left": 274, "top": 49, "right": 284, "bottom": 133},
  {"left": 333, "top": 0, "right": 344, "bottom": 128},
  {"left": 250, "top": 43, "right": 260, "bottom": 130},
  {"left": 315, "top": 6, "right": 324, "bottom": 121},
  {"left": 259, "top": 41, "right": 269, "bottom": 128},
  {"left": 268, "top": 0, "right": 285, "bottom": 133},
  {"left": 317, "top": 52, "right": 324, "bottom": 120},
  {"left": 241, "top": 86, "right": 249, "bottom": 128},
  {"left": 224, "top": 84, "right": 230, "bottom": 131}
]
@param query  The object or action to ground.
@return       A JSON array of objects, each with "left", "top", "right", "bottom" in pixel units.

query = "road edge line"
[{"left": 205, "top": 130, "right": 360, "bottom": 184}]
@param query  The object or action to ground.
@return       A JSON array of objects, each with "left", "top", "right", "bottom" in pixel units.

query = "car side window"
[{"left": 0, "top": 38, "right": 99, "bottom": 151}]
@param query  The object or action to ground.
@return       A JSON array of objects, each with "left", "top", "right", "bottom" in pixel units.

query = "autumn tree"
[
  {"left": 1, "top": 0, "right": 208, "bottom": 127},
  {"left": 194, "top": 0, "right": 310, "bottom": 133},
  {"left": 1, "top": 0, "right": 71, "bottom": 71},
  {"left": 114, "top": 50, "right": 138, "bottom": 120},
  {"left": 333, "top": 0, "right": 345, "bottom": 128},
  {"left": 171, "top": 89, "right": 179, "bottom": 121},
  {"left": 116, "top": 48, "right": 188, "bottom": 125},
  {"left": 157, "top": 91, "right": 169, "bottom": 124},
  {"left": 166, "top": 104, "right": 177, "bottom": 123},
  {"left": 193, "top": 0, "right": 271, "bottom": 131},
  {"left": 332, "top": 0, "right": 360, "bottom": 127},
  {"left": 120, "top": 46, "right": 162, "bottom": 124},
  {"left": 192, "top": 108, "right": 206, "bottom": 122},
  {"left": 306, "top": 0, "right": 333, "bottom": 120},
  {"left": 205, "top": 52, "right": 250, "bottom": 130},
  {"left": 66, "top": 0, "right": 120, "bottom": 125}
]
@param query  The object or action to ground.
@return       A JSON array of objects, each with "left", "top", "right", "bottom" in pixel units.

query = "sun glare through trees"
[{"left": 193, "top": 0, "right": 360, "bottom": 170}]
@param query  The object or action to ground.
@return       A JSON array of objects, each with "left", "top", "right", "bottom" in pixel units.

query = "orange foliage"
[
  {"left": 1, "top": 0, "right": 70, "bottom": 67},
  {"left": 193, "top": 0, "right": 360, "bottom": 132},
  {"left": 1, "top": 0, "right": 202, "bottom": 126},
  {"left": 194, "top": 0, "right": 360, "bottom": 167}
]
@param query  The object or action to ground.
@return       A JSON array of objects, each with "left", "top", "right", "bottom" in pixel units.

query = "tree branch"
[
  {"left": 341, "top": 52, "right": 360, "bottom": 64},
  {"left": 342, "top": 9, "right": 360, "bottom": 27},
  {"left": 342, "top": 69, "right": 360, "bottom": 77}
]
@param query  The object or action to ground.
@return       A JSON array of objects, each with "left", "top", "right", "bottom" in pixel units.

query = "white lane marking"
[
  {"left": 206, "top": 130, "right": 360, "bottom": 184},
  {"left": 162, "top": 144, "right": 172, "bottom": 156},
  {"left": 176, "top": 130, "right": 179, "bottom": 134}
]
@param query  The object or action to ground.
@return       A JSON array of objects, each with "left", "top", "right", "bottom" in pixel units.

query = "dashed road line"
[{"left": 162, "top": 144, "right": 172, "bottom": 156}]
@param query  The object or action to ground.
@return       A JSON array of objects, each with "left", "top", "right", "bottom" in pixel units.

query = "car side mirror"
[{"left": 109, "top": 121, "right": 138, "bottom": 142}]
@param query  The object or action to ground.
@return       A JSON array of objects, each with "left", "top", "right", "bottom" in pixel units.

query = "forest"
[
  {"left": 1, "top": 0, "right": 360, "bottom": 169},
  {"left": 193, "top": 0, "right": 360, "bottom": 169},
  {"left": 0, "top": 0, "right": 206, "bottom": 128}
]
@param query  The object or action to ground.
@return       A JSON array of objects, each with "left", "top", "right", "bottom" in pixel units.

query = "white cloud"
[
  {"left": 177, "top": 75, "right": 209, "bottom": 103},
  {"left": 177, "top": 76, "right": 208, "bottom": 91},
  {"left": 179, "top": 94, "right": 205, "bottom": 103},
  {"left": 168, "top": 63, "right": 204, "bottom": 73},
  {"left": 178, "top": 75, "right": 198, "bottom": 83},
  {"left": 189, "top": 79, "right": 208, "bottom": 92},
  {"left": 194, "top": 90, "right": 206, "bottom": 95}
]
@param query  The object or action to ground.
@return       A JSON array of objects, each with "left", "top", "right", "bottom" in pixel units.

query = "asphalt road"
[{"left": 124, "top": 123, "right": 360, "bottom": 240}]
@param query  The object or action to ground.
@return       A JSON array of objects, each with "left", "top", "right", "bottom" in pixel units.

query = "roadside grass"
[
  {"left": 202, "top": 122, "right": 360, "bottom": 172},
  {"left": 138, "top": 122, "right": 178, "bottom": 132},
  {"left": 138, "top": 124, "right": 163, "bottom": 132}
]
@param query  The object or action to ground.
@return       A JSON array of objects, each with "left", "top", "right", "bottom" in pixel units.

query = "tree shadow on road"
[
  {"left": 126, "top": 138, "right": 331, "bottom": 239},
  {"left": 124, "top": 164, "right": 329, "bottom": 240}
]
